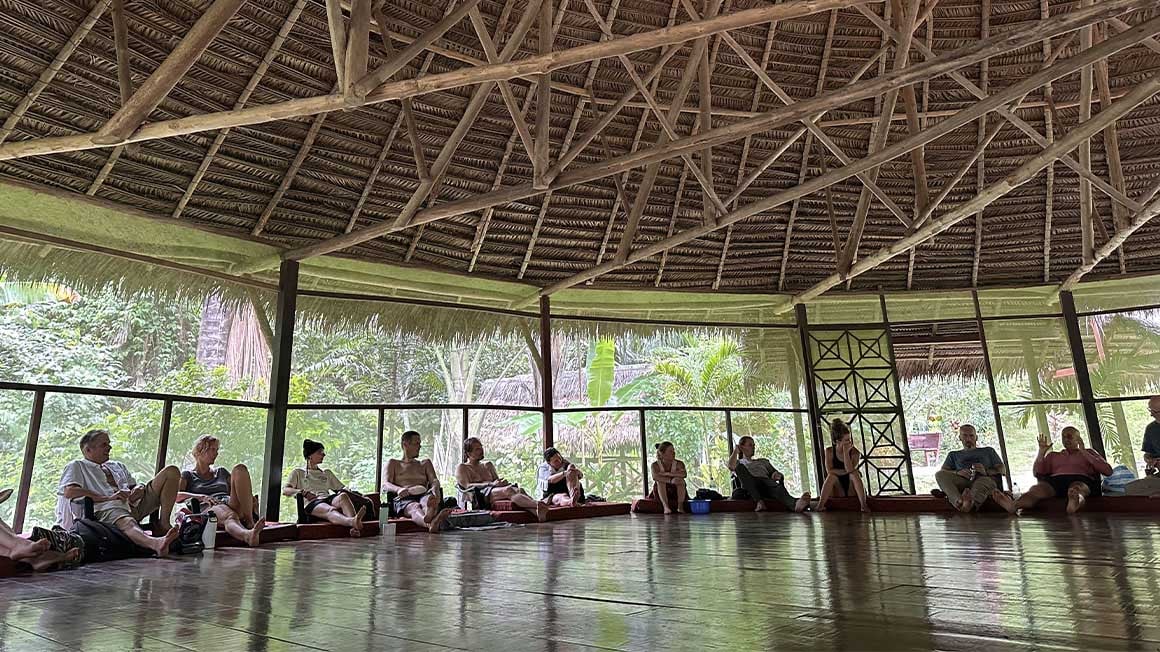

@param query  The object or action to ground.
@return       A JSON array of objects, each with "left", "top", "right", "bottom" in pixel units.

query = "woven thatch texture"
[{"left": 1, "top": 1, "right": 1159, "bottom": 295}]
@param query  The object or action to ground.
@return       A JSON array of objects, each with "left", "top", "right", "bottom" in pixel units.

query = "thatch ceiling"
[{"left": 1, "top": 0, "right": 1160, "bottom": 299}]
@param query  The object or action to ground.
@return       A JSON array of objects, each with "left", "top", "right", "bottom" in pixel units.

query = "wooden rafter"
[
  {"left": 344, "top": 0, "right": 372, "bottom": 96},
  {"left": 94, "top": 0, "right": 246, "bottom": 145},
  {"left": 1041, "top": 0, "right": 1054, "bottom": 283},
  {"left": 110, "top": 0, "right": 133, "bottom": 106},
  {"left": 222, "top": 0, "right": 1155, "bottom": 276},
  {"left": 789, "top": 71, "right": 1160, "bottom": 308},
  {"left": 1079, "top": 0, "right": 1095, "bottom": 265},
  {"left": 517, "top": 16, "right": 1160, "bottom": 299},
  {"left": 1095, "top": 30, "right": 1128, "bottom": 234},
  {"left": 467, "top": 8, "right": 536, "bottom": 168},
  {"left": 325, "top": 0, "right": 347, "bottom": 90},
  {"left": 857, "top": 4, "right": 1145, "bottom": 215},
  {"left": 172, "top": 0, "right": 309, "bottom": 220},
  {"left": 972, "top": 0, "right": 989, "bottom": 287},
  {"left": 654, "top": 167, "right": 690, "bottom": 286},
  {"left": 0, "top": 0, "right": 111, "bottom": 146},
  {"left": 533, "top": 0, "right": 554, "bottom": 189},
  {"left": 0, "top": 0, "right": 863, "bottom": 162},
  {"left": 1061, "top": 192, "right": 1160, "bottom": 291}
]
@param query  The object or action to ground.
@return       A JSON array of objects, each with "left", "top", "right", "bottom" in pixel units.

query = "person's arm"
[
  {"left": 1086, "top": 449, "right": 1114, "bottom": 476},
  {"left": 985, "top": 450, "right": 1005, "bottom": 477},
  {"left": 327, "top": 470, "right": 345, "bottom": 493},
  {"left": 562, "top": 458, "right": 583, "bottom": 480},
  {"left": 651, "top": 461, "right": 668, "bottom": 483},
  {"left": 282, "top": 469, "right": 311, "bottom": 498},
  {"left": 381, "top": 460, "right": 409, "bottom": 495},
  {"left": 424, "top": 460, "right": 441, "bottom": 490},
  {"left": 175, "top": 472, "right": 205, "bottom": 503},
  {"left": 727, "top": 446, "right": 740, "bottom": 472},
  {"left": 1032, "top": 450, "right": 1052, "bottom": 477},
  {"left": 671, "top": 461, "right": 687, "bottom": 480},
  {"left": 61, "top": 484, "right": 127, "bottom": 503}
]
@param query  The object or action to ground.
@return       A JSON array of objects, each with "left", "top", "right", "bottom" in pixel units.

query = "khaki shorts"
[{"left": 94, "top": 478, "right": 164, "bottom": 527}]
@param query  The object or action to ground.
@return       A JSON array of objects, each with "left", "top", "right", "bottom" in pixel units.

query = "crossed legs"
[
  {"left": 490, "top": 485, "right": 549, "bottom": 522},
  {"left": 993, "top": 480, "right": 1091, "bottom": 515},
  {"left": 402, "top": 491, "right": 451, "bottom": 533}
]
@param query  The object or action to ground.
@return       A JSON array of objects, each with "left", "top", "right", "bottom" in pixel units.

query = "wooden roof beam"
[
  {"left": 518, "top": 15, "right": 1160, "bottom": 300},
  {"left": 1041, "top": 0, "right": 1055, "bottom": 283},
  {"left": 172, "top": 0, "right": 309, "bottom": 220},
  {"left": 533, "top": 0, "right": 554, "bottom": 189},
  {"left": 1078, "top": 0, "right": 1095, "bottom": 265},
  {"left": 110, "top": 0, "right": 133, "bottom": 107},
  {"left": 794, "top": 71, "right": 1160, "bottom": 308},
  {"left": 0, "top": 0, "right": 111, "bottom": 146},
  {"left": 325, "top": 0, "right": 348, "bottom": 90},
  {"left": 251, "top": 92, "right": 334, "bottom": 236},
  {"left": 344, "top": 0, "right": 372, "bottom": 95},
  {"left": 972, "top": 0, "right": 989, "bottom": 287},
  {"left": 94, "top": 0, "right": 246, "bottom": 145},
  {"left": 858, "top": 4, "right": 1145, "bottom": 215},
  {"left": 1061, "top": 190, "right": 1160, "bottom": 291},
  {"left": 468, "top": 8, "right": 536, "bottom": 171}
]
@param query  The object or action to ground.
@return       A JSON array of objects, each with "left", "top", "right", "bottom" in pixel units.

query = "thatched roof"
[{"left": 1, "top": 0, "right": 1159, "bottom": 301}]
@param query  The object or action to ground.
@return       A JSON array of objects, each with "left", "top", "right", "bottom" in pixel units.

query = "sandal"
[{"left": 0, "top": 488, "right": 12, "bottom": 505}]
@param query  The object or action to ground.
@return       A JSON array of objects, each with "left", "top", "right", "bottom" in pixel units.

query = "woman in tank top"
[
  {"left": 176, "top": 435, "right": 265, "bottom": 546},
  {"left": 816, "top": 418, "right": 870, "bottom": 512}
]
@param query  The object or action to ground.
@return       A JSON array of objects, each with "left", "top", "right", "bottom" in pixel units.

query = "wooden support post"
[
  {"left": 375, "top": 408, "right": 386, "bottom": 491},
  {"left": 1060, "top": 291, "right": 1105, "bottom": 455},
  {"left": 972, "top": 290, "right": 1013, "bottom": 491},
  {"left": 261, "top": 261, "right": 299, "bottom": 522},
  {"left": 1079, "top": 0, "right": 1095, "bottom": 266},
  {"left": 155, "top": 399, "right": 173, "bottom": 474},
  {"left": 95, "top": 0, "right": 246, "bottom": 144},
  {"left": 344, "top": 0, "right": 372, "bottom": 96},
  {"left": 795, "top": 305, "right": 827, "bottom": 493},
  {"left": 639, "top": 409, "right": 649, "bottom": 498},
  {"left": 539, "top": 296, "right": 554, "bottom": 450},
  {"left": 12, "top": 390, "right": 45, "bottom": 534}
]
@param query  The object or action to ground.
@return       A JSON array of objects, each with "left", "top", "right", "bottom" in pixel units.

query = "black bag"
[
  {"left": 170, "top": 512, "right": 208, "bottom": 555},
  {"left": 72, "top": 519, "right": 151, "bottom": 563},
  {"left": 695, "top": 488, "right": 726, "bottom": 501}
]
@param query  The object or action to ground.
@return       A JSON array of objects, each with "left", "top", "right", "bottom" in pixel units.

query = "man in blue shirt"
[
  {"left": 1126, "top": 396, "right": 1160, "bottom": 496},
  {"left": 933, "top": 424, "right": 1005, "bottom": 512}
]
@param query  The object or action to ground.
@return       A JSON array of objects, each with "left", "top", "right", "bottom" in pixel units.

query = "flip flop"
[{"left": 0, "top": 488, "right": 12, "bottom": 505}]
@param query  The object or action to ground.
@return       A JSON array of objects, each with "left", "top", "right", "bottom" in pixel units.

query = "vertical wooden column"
[
  {"left": 13, "top": 390, "right": 45, "bottom": 533},
  {"left": 155, "top": 399, "right": 173, "bottom": 473},
  {"left": 638, "top": 408, "right": 648, "bottom": 497},
  {"left": 374, "top": 408, "right": 385, "bottom": 492},
  {"left": 724, "top": 409, "right": 734, "bottom": 453},
  {"left": 794, "top": 304, "right": 827, "bottom": 493},
  {"left": 260, "top": 260, "right": 299, "bottom": 521},
  {"left": 972, "top": 290, "right": 1013, "bottom": 490},
  {"left": 1060, "top": 290, "right": 1106, "bottom": 455},
  {"left": 539, "top": 295, "right": 554, "bottom": 450}
]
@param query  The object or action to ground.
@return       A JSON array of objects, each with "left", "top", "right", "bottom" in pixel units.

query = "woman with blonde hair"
[
  {"left": 650, "top": 441, "right": 688, "bottom": 514},
  {"left": 176, "top": 435, "right": 265, "bottom": 546},
  {"left": 816, "top": 418, "right": 870, "bottom": 513}
]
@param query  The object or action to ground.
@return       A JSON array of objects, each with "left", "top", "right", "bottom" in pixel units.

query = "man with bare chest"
[
  {"left": 382, "top": 431, "right": 451, "bottom": 533},
  {"left": 456, "top": 437, "right": 548, "bottom": 522}
]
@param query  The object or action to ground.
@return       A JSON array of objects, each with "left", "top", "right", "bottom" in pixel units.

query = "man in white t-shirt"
[{"left": 57, "top": 429, "right": 181, "bottom": 556}]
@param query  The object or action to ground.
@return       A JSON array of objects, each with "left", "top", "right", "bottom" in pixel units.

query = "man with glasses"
[
  {"left": 1126, "top": 396, "right": 1160, "bottom": 496},
  {"left": 56, "top": 429, "right": 180, "bottom": 556}
]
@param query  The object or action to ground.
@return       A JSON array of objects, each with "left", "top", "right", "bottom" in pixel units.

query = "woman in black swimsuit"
[
  {"left": 817, "top": 418, "right": 870, "bottom": 512},
  {"left": 176, "top": 435, "right": 265, "bottom": 546}
]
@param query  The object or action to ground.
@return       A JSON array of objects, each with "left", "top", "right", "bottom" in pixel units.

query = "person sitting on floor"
[
  {"left": 650, "top": 441, "right": 688, "bottom": 514},
  {"left": 383, "top": 430, "right": 452, "bottom": 533},
  {"left": 537, "top": 447, "right": 586, "bottom": 507},
  {"left": 992, "top": 426, "right": 1113, "bottom": 515},
  {"left": 1125, "top": 395, "right": 1160, "bottom": 497},
  {"left": 56, "top": 429, "right": 180, "bottom": 557},
  {"left": 283, "top": 439, "right": 366, "bottom": 536},
  {"left": 0, "top": 490, "right": 77, "bottom": 571},
  {"left": 816, "top": 418, "right": 870, "bottom": 513},
  {"left": 727, "top": 436, "right": 811, "bottom": 513},
  {"left": 932, "top": 423, "right": 1005, "bottom": 513},
  {"left": 456, "top": 437, "right": 549, "bottom": 522},
  {"left": 176, "top": 435, "right": 265, "bottom": 547}
]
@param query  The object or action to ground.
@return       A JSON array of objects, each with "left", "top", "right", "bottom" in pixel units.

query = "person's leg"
[
  {"left": 968, "top": 476, "right": 996, "bottom": 511},
  {"left": 213, "top": 504, "right": 264, "bottom": 547},
  {"left": 674, "top": 479, "right": 687, "bottom": 513},
  {"left": 0, "top": 517, "right": 49, "bottom": 560},
  {"left": 495, "top": 486, "right": 549, "bottom": 521},
  {"left": 654, "top": 481, "right": 673, "bottom": 514},
  {"left": 402, "top": 501, "right": 427, "bottom": 529},
  {"left": 416, "top": 493, "right": 451, "bottom": 533},
  {"left": 816, "top": 474, "right": 838, "bottom": 511},
  {"left": 848, "top": 471, "right": 870, "bottom": 513},
  {"left": 565, "top": 468, "right": 584, "bottom": 504},
  {"left": 732, "top": 464, "right": 768, "bottom": 512},
  {"left": 1066, "top": 481, "right": 1092, "bottom": 515},
  {"left": 227, "top": 464, "right": 256, "bottom": 528},
  {"left": 142, "top": 465, "right": 180, "bottom": 533},
  {"left": 115, "top": 516, "right": 179, "bottom": 557},
  {"left": 546, "top": 493, "right": 572, "bottom": 507},
  {"left": 761, "top": 479, "right": 808, "bottom": 512},
  {"left": 993, "top": 481, "right": 1053, "bottom": 514},
  {"left": 1125, "top": 476, "right": 1160, "bottom": 496},
  {"left": 934, "top": 470, "right": 968, "bottom": 506}
]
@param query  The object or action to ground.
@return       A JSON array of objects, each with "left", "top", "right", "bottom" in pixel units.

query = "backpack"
[
  {"left": 695, "top": 488, "right": 726, "bottom": 501},
  {"left": 72, "top": 519, "right": 152, "bottom": 563},
  {"left": 171, "top": 512, "right": 208, "bottom": 555},
  {"left": 446, "top": 510, "right": 496, "bottom": 529}
]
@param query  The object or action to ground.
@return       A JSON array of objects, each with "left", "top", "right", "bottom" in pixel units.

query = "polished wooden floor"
[{"left": 1, "top": 512, "right": 1158, "bottom": 651}]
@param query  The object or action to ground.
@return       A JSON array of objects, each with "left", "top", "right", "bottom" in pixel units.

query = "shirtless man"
[
  {"left": 382, "top": 430, "right": 452, "bottom": 533},
  {"left": 456, "top": 437, "right": 549, "bottom": 522}
]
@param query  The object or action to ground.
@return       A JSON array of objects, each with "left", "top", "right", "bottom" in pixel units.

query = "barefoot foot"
[
  {"left": 794, "top": 492, "right": 811, "bottom": 513},
  {"left": 991, "top": 490, "right": 1016, "bottom": 515},
  {"left": 754, "top": 500, "right": 768, "bottom": 512},
  {"left": 535, "top": 502, "right": 550, "bottom": 523},
  {"left": 1067, "top": 489, "right": 1085, "bottom": 515},
  {"left": 153, "top": 528, "right": 181, "bottom": 558},
  {"left": 428, "top": 508, "right": 453, "bottom": 533},
  {"left": 10, "top": 537, "right": 50, "bottom": 561},
  {"left": 246, "top": 520, "right": 266, "bottom": 547},
  {"left": 957, "top": 489, "right": 974, "bottom": 513}
]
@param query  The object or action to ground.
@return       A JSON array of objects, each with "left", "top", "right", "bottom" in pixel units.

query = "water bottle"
[
  {"left": 202, "top": 512, "right": 217, "bottom": 550},
  {"left": 1012, "top": 482, "right": 1022, "bottom": 500}
]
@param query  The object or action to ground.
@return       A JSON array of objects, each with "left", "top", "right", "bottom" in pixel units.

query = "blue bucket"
[{"left": 689, "top": 499, "right": 711, "bottom": 514}]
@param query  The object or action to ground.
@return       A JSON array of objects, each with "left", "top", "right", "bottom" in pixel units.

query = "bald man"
[{"left": 1125, "top": 396, "right": 1160, "bottom": 496}]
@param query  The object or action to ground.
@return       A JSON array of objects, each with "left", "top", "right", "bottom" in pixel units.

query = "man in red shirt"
[{"left": 993, "top": 426, "right": 1112, "bottom": 515}]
